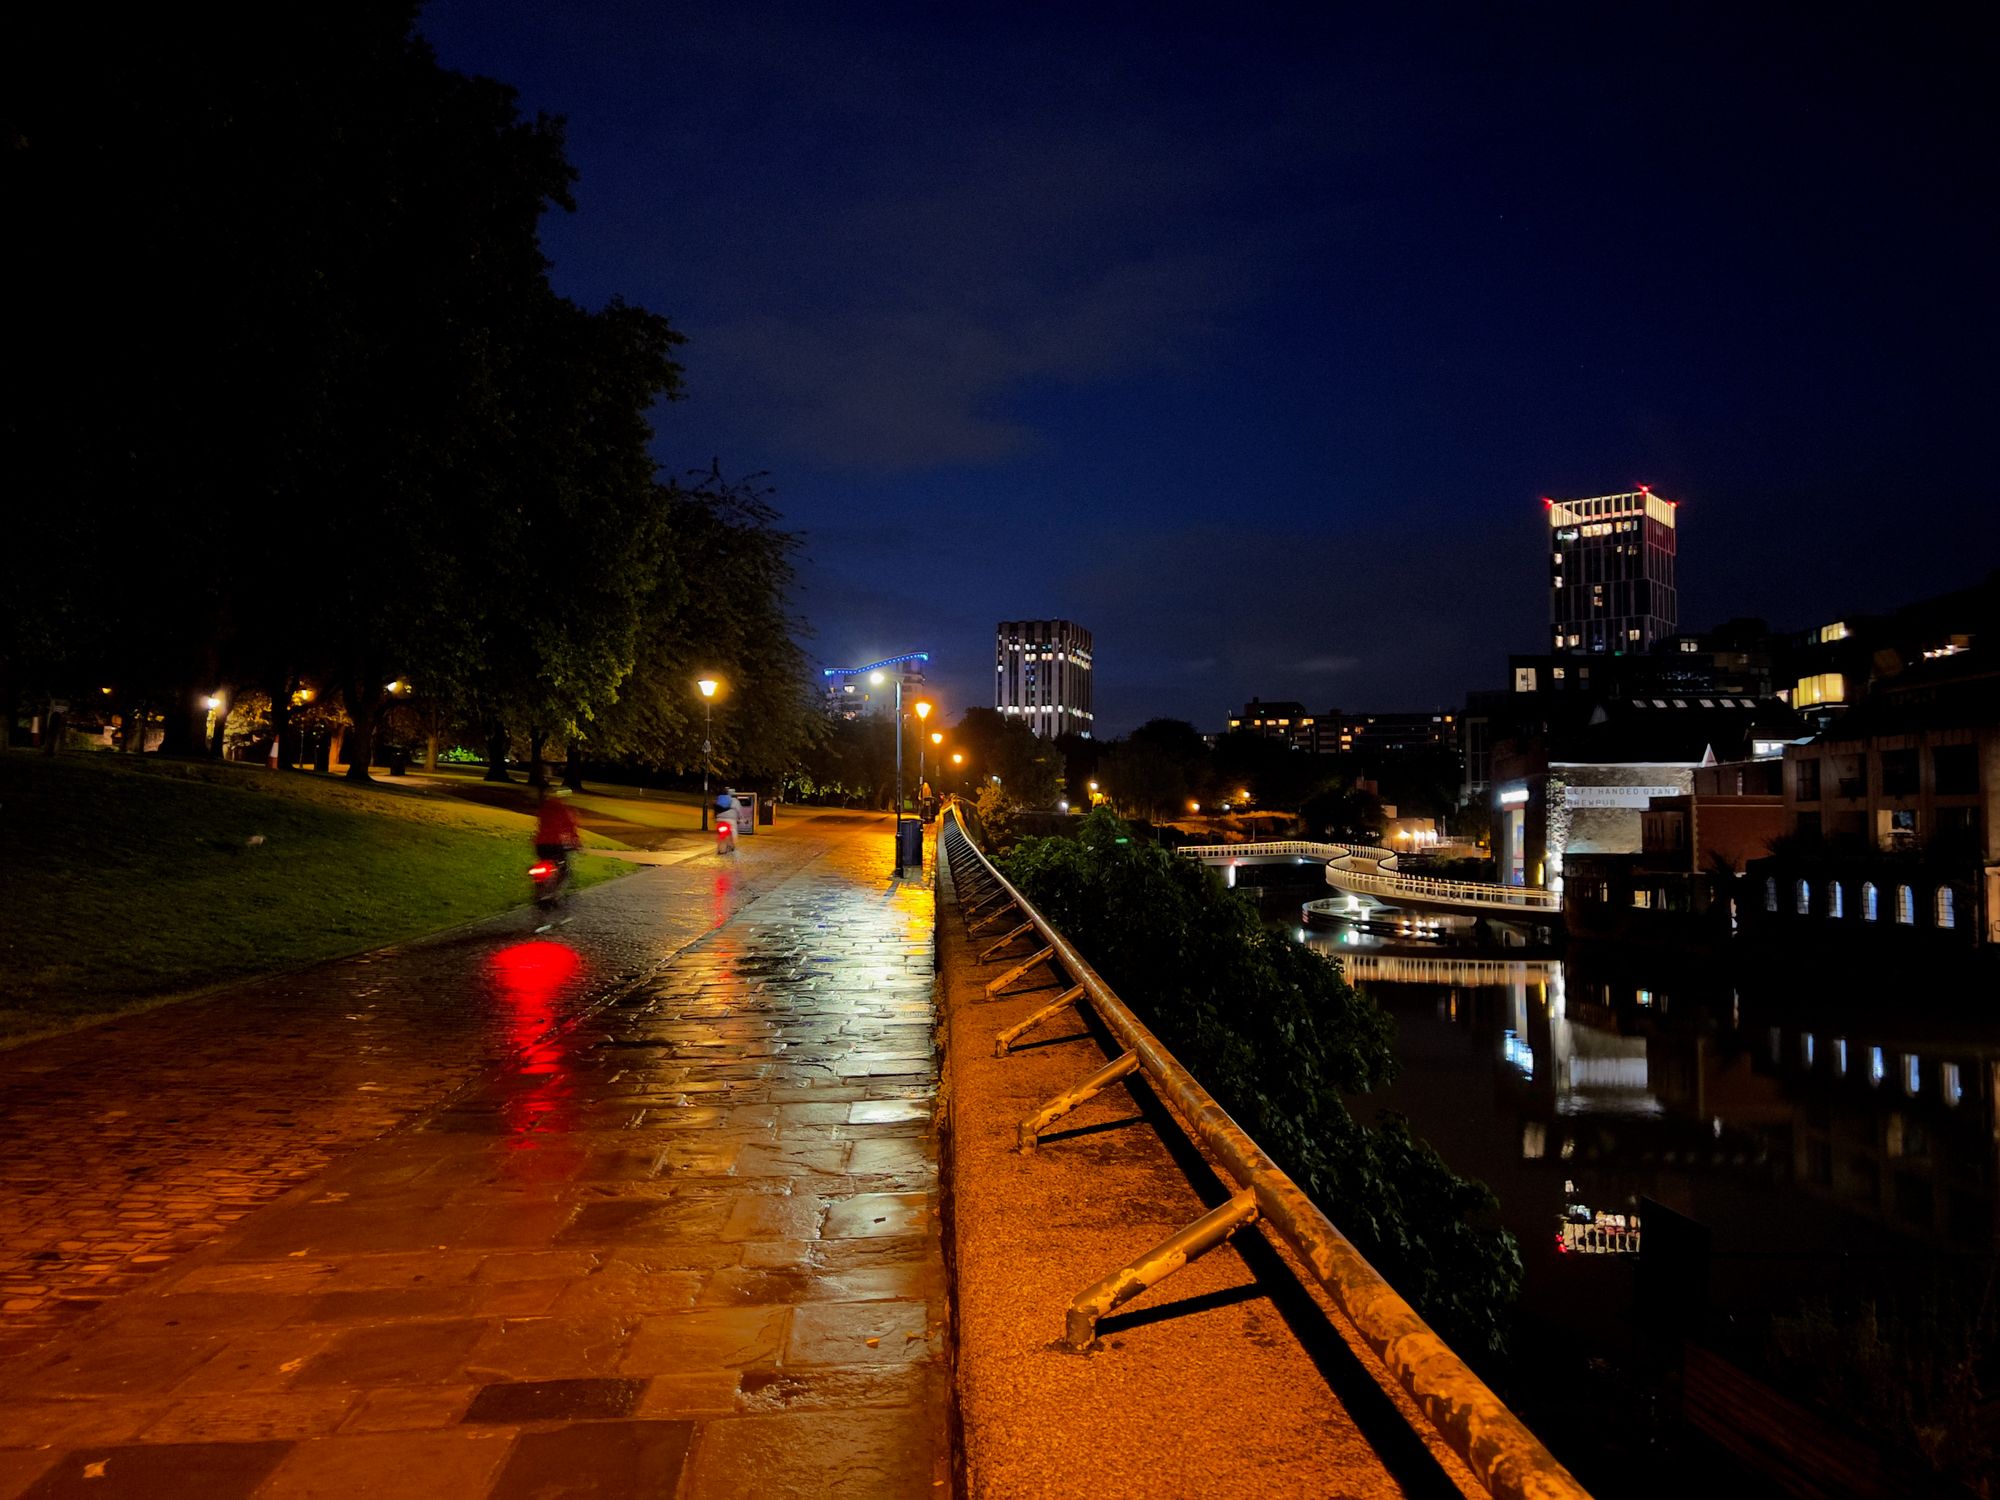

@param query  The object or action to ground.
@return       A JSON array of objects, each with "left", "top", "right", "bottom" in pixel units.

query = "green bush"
[
  {"left": 438, "top": 745, "right": 484, "bottom": 765},
  {"left": 1002, "top": 807, "right": 1521, "bottom": 1357}
]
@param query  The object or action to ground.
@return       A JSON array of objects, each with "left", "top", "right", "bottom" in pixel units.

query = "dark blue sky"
[{"left": 421, "top": 1, "right": 1998, "bottom": 735}]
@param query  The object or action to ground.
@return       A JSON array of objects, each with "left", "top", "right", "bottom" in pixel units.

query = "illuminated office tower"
[
  {"left": 995, "top": 620, "right": 1094, "bottom": 738},
  {"left": 1546, "top": 488, "right": 1678, "bottom": 654}
]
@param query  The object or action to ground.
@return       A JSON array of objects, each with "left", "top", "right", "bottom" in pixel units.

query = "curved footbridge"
[{"left": 1178, "top": 840, "right": 1560, "bottom": 922}]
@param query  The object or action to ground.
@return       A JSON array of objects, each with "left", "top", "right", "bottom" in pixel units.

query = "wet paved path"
[
  {"left": 0, "top": 815, "right": 857, "bottom": 1356},
  {"left": 0, "top": 816, "right": 949, "bottom": 1497}
]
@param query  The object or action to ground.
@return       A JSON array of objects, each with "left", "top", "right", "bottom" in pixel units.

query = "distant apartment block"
[
  {"left": 1226, "top": 700, "right": 1454, "bottom": 758},
  {"left": 1548, "top": 488, "right": 1679, "bottom": 654},
  {"left": 996, "top": 621, "right": 1094, "bottom": 738}
]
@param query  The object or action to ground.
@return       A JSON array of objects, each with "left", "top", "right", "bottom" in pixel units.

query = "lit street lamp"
[
  {"left": 697, "top": 676, "right": 720, "bottom": 829},
  {"left": 913, "top": 700, "right": 933, "bottom": 817},
  {"left": 873, "top": 670, "right": 914, "bottom": 875}
]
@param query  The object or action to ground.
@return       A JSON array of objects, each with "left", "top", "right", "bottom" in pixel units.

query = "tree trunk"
[
  {"left": 208, "top": 690, "right": 230, "bottom": 759},
  {"left": 341, "top": 676, "right": 379, "bottom": 782},
  {"left": 563, "top": 742, "right": 587, "bottom": 794},
  {"left": 158, "top": 685, "right": 202, "bottom": 757},
  {"left": 265, "top": 677, "right": 293, "bottom": 769},
  {"left": 484, "top": 721, "right": 512, "bottom": 782},
  {"left": 425, "top": 731, "right": 440, "bottom": 771},
  {"left": 526, "top": 728, "right": 548, "bottom": 789}
]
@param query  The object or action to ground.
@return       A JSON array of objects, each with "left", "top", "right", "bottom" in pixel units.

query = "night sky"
[{"left": 420, "top": 1, "right": 1999, "bottom": 735}]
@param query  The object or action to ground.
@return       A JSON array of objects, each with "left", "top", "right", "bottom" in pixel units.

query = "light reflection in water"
[{"left": 486, "top": 939, "right": 585, "bottom": 1154}]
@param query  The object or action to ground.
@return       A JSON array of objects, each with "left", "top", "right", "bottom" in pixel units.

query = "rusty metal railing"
[{"left": 937, "top": 802, "right": 1590, "bottom": 1500}]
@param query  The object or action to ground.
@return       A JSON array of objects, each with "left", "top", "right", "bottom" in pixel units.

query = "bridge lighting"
[{"left": 1188, "top": 801, "right": 1200, "bottom": 813}]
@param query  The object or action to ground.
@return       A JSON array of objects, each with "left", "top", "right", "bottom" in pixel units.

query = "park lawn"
[
  {"left": 0, "top": 750, "right": 633, "bottom": 1042},
  {"left": 420, "top": 765, "right": 707, "bottom": 835}
]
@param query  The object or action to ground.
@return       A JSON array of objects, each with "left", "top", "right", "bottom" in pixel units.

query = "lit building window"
[
  {"left": 1943, "top": 1062, "right": 1963, "bottom": 1106},
  {"left": 1870, "top": 1046, "right": 1886, "bottom": 1085},
  {"left": 1936, "top": 887, "right": 1956, "bottom": 929},
  {"left": 1793, "top": 673, "right": 1848, "bottom": 708},
  {"left": 1834, "top": 1038, "right": 1848, "bottom": 1076},
  {"left": 1795, "top": 879, "right": 1811, "bottom": 916},
  {"left": 1862, "top": 882, "right": 1879, "bottom": 922},
  {"left": 1827, "top": 883, "right": 1844, "bottom": 919},
  {"left": 1763, "top": 877, "right": 1777, "bottom": 913},
  {"left": 1895, "top": 885, "right": 1915, "bottom": 925},
  {"left": 1903, "top": 1055, "right": 1921, "bottom": 1096},
  {"left": 1802, "top": 1033, "right": 1815, "bottom": 1067}
]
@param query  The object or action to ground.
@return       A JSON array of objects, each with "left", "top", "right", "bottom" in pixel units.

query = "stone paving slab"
[
  {"left": 0, "top": 818, "right": 950, "bottom": 1497},
  {"left": 0, "top": 815, "right": 869, "bottom": 1356}
]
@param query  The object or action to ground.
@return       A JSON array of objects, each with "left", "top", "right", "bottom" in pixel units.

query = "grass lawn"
[
  {"left": 0, "top": 750, "right": 633, "bottom": 1042},
  {"left": 418, "top": 765, "right": 708, "bottom": 837}
]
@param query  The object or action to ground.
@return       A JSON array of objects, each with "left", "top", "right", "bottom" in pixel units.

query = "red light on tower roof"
[
  {"left": 1541, "top": 497, "right": 1553, "bottom": 508},
  {"left": 1636, "top": 483, "right": 1650, "bottom": 492}
]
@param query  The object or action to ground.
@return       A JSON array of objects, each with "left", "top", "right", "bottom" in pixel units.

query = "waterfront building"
[
  {"left": 1563, "top": 757, "right": 1786, "bottom": 949},
  {"left": 1546, "top": 488, "right": 1679, "bottom": 655},
  {"left": 1489, "top": 696, "right": 1792, "bottom": 889},
  {"left": 1743, "top": 650, "right": 2000, "bottom": 955},
  {"left": 995, "top": 620, "right": 1094, "bottom": 738},
  {"left": 1778, "top": 572, "right": 2000, "bottom": 729},
  {"left": 821, "top": 653, "right": 928, "bottom": 719}
]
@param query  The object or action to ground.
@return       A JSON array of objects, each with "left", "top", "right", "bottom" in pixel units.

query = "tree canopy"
[{"left": 2, "top": 8, "right": 811, "bottom": 784}]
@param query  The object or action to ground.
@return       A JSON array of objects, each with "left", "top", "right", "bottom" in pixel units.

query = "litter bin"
[
  {"left": 896, "top": 817, "right": 923, "bottom": 870},
  {"left": 735, "top": 792, "right": 758, "bottom": 835},
  {"left": 758, "top": 797, "right": 775, "bottom": 825}
]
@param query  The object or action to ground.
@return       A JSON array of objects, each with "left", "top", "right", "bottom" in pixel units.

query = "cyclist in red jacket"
[{"left": 534, "top": 787, "right": 581, "bottom": 862}]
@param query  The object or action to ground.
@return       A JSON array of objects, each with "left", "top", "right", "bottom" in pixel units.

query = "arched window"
[
  {"left": 1936, "top": 887, "right": 1956, "bottom": 929},
  {"left": 1764, "top": 877, "right": 1778, "bottom": 913},
  {"left": 1896, "top": 885, "right": 1915, "bottom": 925},
  {"left": 1827, "top": 882, "right": 1844, "bottom": 919},
  {"left": 1795, "top": 879, "right": 1812, "bottom": 916},
  {"left": 1862, "top": 882, "right": 1879, "bottom": 922}
]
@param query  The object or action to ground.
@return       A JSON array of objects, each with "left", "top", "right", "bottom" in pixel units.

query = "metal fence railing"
[{"left": 938, "top": 801, "right": 1589, "bottom": 1500}]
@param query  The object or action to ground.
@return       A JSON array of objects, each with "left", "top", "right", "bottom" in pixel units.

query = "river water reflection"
[{"left": 1267, "top": 889, "right": 1999, "bottom": 1489}]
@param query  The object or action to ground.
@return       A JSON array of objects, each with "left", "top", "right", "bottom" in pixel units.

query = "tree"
[{"left": 950, "top": 707, "right": 1059, "bottom": 808}]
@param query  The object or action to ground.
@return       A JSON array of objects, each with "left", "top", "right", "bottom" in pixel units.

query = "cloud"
[{"left": 1292, "top": 655, "right": 1358, "bottom": 675}]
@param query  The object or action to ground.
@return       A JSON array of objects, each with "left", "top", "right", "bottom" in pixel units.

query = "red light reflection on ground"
[{"left": 486, "top": 939, "right": 585, "bottom": 1153}]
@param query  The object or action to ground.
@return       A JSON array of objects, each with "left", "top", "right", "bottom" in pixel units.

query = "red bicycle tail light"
[
  {"left": 717, "top": 821, "right": 732, "bottom": 836},
  {"left": 528, "top": 862, "right": 555, "bottom": 879}
]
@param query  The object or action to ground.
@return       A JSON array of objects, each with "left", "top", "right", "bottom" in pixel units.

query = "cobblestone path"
[
  {"left": 0, "top": 814, "right": 868, "bottom": 1359},
  {"left": 0, "top": 818, "right": 946, "bottom": 1497}
]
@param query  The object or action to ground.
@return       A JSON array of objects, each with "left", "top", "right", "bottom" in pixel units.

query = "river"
[{"left": 1251, "top": 879, "right": 1997, "bottom": 1494}]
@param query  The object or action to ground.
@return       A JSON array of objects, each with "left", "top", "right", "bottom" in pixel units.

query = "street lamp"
[
  {"left": 697, "top": 676, "right": 720, "bottom": 829},
  {"left": 872, "top": 670, "right": 912, "bottom": 873},
  {"left": 913, "top": 701, "right": 933, "bottom": 813}
]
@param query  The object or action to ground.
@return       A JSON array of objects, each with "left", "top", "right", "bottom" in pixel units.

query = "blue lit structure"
[{"left": 822, "top": 653, "right": 929, "bottom": 719}]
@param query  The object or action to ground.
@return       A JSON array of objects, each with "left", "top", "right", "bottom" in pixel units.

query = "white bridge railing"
[{"left": 1180, "top": 840, "right": 1560, "bottom": 915}]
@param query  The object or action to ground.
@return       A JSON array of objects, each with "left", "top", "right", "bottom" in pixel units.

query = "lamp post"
[
  {"left": 951, "top": 752, "right": 963, "bottom": 797},
  {"left": 697, "top": 677, "right": 719, "bottom": 829},
  {"left": 913, "top": 700, "right": 932, "bottom": 817},
  {"left": 871, "top": 671, "right": 907, "bottom": 873}
]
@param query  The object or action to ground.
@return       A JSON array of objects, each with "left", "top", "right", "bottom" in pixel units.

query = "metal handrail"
[{"left": 938, "top": 803, "right": 1589, "bottom": 1500}]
